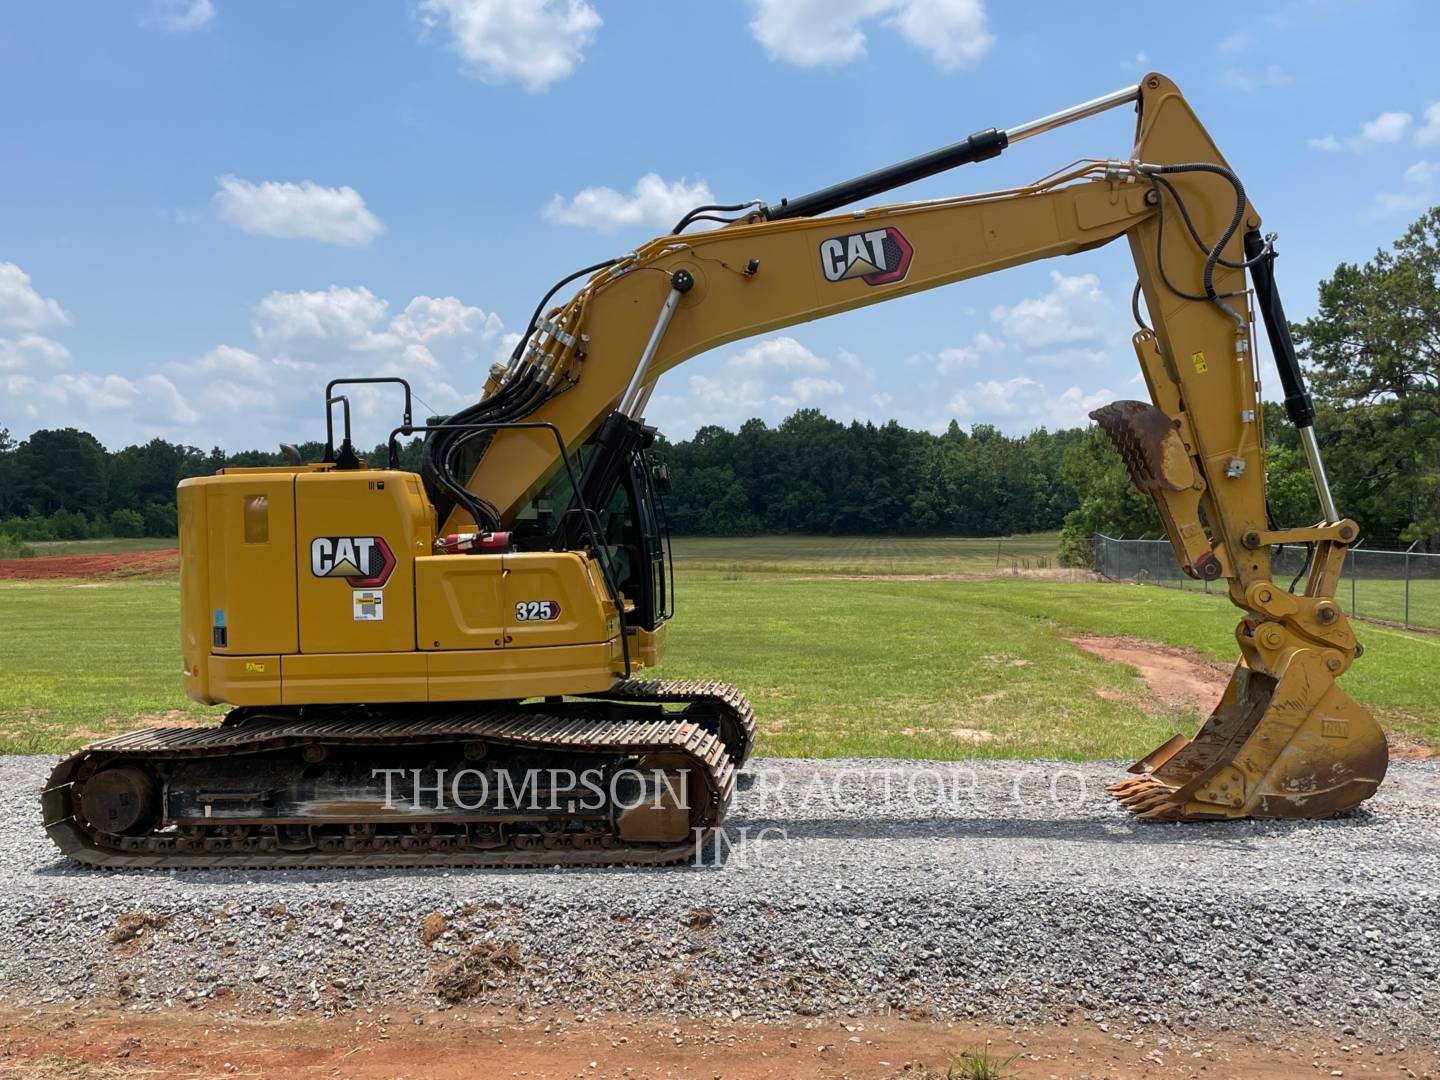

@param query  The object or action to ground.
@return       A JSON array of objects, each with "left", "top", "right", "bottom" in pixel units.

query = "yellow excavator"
[{"left": 43, "top": 73, "right": 1388, "bottom": 868}]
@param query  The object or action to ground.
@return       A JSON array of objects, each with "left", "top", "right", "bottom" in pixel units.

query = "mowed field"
[{"left": 1, "top": 534, "right": 1437, "bottom": 758}]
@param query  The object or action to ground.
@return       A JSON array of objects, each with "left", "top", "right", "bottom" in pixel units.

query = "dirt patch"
[
  {"left": 431, "top": 940, "right": 525, "bottom": 1005},
  {"left": 1069, "top": 634, "right": 1230, "bottom": 716},
  {"left": 0, "top": 1002, "right": 1432, "bottom": 1080},
  {"left": 107, "top": 912, "right": 171, "bottom": 959},
  {"left": 900, "top": 726, "right": 998, "bottom": 744},
  {"left": 0, "top": 549, "right": 178, "bottom": 581},
  {"left": 1388, "top": 732, "right": 1436, "bottom": 760},
  {"left": 683, "top": 906, "right": 716, "bottom": 930}
]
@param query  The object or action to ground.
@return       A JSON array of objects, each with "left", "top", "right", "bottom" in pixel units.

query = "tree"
[
  {"left": 142, "top": 501, "right": 179, "bottom": 538},
  {"left": 9, "top": 428, "right": 108, "bottom": 516},
  {"left": 0, "top": 428, "right": 15, "bottom": 517},
  {"left": 1056, "top": 427, "right": 1159, "bottom": 566},
  {"left": 109, "top": 508, "right": 146, "bottom": 538},
  {"left": 1294, "top": 206, "right": 1440, "bottom": 543}
]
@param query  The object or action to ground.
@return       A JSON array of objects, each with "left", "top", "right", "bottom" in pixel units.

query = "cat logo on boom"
[
  {"left": 818, "top": 227, "right": 913, "bottom": 286},
  {"left": 310, "top": 536, "right": 396, "bottom": 588}
]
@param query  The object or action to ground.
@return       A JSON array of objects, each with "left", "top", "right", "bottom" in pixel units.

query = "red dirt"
[
  {"left": 1068, "top": 634, "right": 1230, "bottom": 716},
  {"left": 1, "top": 1003, "right": 1432, "bottom": 1079},
  {"left": 1070, "top": 633, "right": 1435, "bottom": 758},
  {"left": 0, "top": 548, "right": 178, "bottom": 581}
]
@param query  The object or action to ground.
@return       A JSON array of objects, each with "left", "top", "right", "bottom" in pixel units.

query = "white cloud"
[
  {"left": 214, "top": 176, "right": 384, "bottom": 247},
  {"left": 25, "top": 372, "right": 200, "bottom": 427},
  {"left": 1363, "top": 111, "right": 1414, "bottom": 143},
  {"left": 1311, "top": 110, "right": 1415, "bottom": 153},
  {"left": 886, "top": 0, "right": 994, "bottom": 71},
  {"left": 1218, "top": 64, "right": 1290, "bottom": 94},
  {"left": 0, "top": 333, "right": 70, "bottom": 372},
  {"left": 749, "top": 0, "right": 992, "bottom": 71},
  {"left": 5, "top": 272, "right": 507, "bottom": 449},
  {"left": 252, "top": 286, "right": 391, "bottom": 347},
  {"left": 388, "top": 295, "right": 503, "bottom": 344},
  {"left": 903, "top": 337, "right": 994, "bottom": 374},
  {"left": 0, "top": 262, "right": 70, "bottom": 331},
  {"left": 791, "top": 376, "right": 846, "bottom": 401},
  {"left": 937, "top": 345, "right": 978, "bottom": 372},
  {"left": 947, "top": 376, "right": 1113, "bottom": 431},
  {"left": 1416, "top": 102, "right": 1440, "bottom": 146},
  {"left": 417, "top": 0, "right": 601, "bottom": 92},
  {"left": 1216, "top": 31, "right": 1254, "bottom": 56},
  {"left": 728, "top": 336, "right": 829, "bottom": 372},
  {"left": 1369, "top": 160, "right": 1440, "bottom": 218},
  {"left": 250, "top": 286, "right": 503, "bottom": 374},
  {"left": 148, "top": 0, "right": 214, "bottom": 33},
  {"left": 543, "top": 174, "right": 713, "bottom": 234},
  {"left": 990, "top": 271, "right": 1109, "bottom": 349},
  {"left": 647, "top": 335, "right": 857, "bottom": 433}
]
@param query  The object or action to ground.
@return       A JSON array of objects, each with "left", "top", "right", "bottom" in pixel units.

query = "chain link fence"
[{"left": 1094, "top": 533, "right": 1440, "bottom": 631}]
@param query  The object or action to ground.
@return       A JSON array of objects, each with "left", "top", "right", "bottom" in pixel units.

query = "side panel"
[
  {"left": 415, "top": 554, "right": 505, "bottom": 651},
  {"left": 281, "top": 652, "right": 428, "bottom": 705},
  {"left": 206, "top": 654, "right": 282, "bottom": 705},
  {"left": 178, "top": 480, "right": 213, "bottom": 703},
  {"left": 501, "top": 552, "right": 614, "bottom": 649},
  {"left": 427, "top": 643, "right": 621, "bottom": 701},
  {"left": 204, "top": 475, "right": 298, "bottom": 657},
  {"left": 295, "top": 471, "right": 431, "bottom": 655}
]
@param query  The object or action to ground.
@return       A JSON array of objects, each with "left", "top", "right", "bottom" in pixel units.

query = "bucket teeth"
[{"left": 1089, "top": 400, "right": 1195, "bottom": 494}]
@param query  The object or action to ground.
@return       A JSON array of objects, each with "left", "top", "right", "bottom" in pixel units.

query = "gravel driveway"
[{"left": 3, "top": 756, "right": 1436, "bottom": 1044}]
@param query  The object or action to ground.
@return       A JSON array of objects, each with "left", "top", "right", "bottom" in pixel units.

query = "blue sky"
[{"left": 3, "top": 0, "right": 1438, "bottom": 451}]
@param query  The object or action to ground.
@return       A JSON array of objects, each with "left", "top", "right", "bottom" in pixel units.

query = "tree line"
[
  {"left": 2, "top": 208, "right": 1435, "bottom": 559},
  {"left": 657, "top": 414, "right": 1085, "bottom": 536}
]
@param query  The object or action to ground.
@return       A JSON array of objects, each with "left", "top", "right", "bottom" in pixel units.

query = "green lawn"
[
  {"left": 1137, "top": 569, "right": 1440, "bottom": 634},
  {"left": 670, "top": 533, "right": 1061, "bottom": 577},
  {"left": 1, "top": 534, "right": 1435, "bottom": 757},
  {"left": 22, "top": 537, "right": 177, "bottom": 557},
  {"left": 0, "top": 577, "right": 224, "bottom": 752}
]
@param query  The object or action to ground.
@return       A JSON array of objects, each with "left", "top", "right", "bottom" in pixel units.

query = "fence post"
[
  {"left": 1405, "top": 540, "right": 1419, "bottom": 628},
  {"left": 1347, "top": 542, "right": 1357, "bottom": 617}
]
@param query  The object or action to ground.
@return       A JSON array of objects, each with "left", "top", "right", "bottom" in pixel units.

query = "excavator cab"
[{"left": 511, "top": 411, "right": 673, "bottom": 634}]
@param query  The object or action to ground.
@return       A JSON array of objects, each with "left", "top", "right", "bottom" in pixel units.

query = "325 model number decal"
[{"left": 515, "top": 600, "right": 562, "bottom": 622}]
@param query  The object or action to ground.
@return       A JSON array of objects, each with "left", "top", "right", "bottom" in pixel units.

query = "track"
[{"left": 42, "top": 680, "right": 756, "bottom": 870}]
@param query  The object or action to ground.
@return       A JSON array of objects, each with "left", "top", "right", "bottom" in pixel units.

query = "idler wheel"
[{"left": 78, "top": 766, "right": 157, "bottom": 835}]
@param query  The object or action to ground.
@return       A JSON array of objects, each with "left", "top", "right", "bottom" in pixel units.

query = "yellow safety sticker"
[
  {"left": 1191, "top": 350, "right": 1207, "bottom": 374},
  {"left": 244, "top": 662, "right": 266, "bottom": 674}
]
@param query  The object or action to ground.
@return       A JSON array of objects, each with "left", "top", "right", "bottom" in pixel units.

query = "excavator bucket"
[{"left": 1108, "top": 647, "right": 1389, "bottom": 820}]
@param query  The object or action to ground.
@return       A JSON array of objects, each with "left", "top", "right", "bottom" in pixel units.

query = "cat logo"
[
  {"left": 310, "top": 536, "right": 396, "bottom": 588},
  {"left": 818, "top": 227, "right": 913, "bottom": 286}
]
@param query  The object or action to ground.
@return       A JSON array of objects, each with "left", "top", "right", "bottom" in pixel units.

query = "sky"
[{"left": 3, "top": 0, "right": 1439, "bottom": 452}]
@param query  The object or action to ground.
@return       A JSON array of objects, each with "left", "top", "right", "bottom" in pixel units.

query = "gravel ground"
[{"left": 2, "top": 756, "right": 1437, "bottom": 1045}]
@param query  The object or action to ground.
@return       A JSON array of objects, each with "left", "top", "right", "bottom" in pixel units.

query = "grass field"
[
  {"left": 21, "top": 537, "right": 176, "bottom": 557},
  {"left": 1, "top": 534, "right": 1437, "bottom": 757},
  {"left": 670, "top": 534, "right": 1061, "bottom": 577},
  {"left": 1141, "top": 567, "right": 1440, "bottom": 633}
]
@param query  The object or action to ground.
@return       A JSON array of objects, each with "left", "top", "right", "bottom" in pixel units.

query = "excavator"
[{"left": 42, "top": 73, "right": 1388, "bottom": 868}]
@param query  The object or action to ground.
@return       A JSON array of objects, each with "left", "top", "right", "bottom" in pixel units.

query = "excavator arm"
[{"left": 435, "top": 72, "right": 1386, "bottom": 821}]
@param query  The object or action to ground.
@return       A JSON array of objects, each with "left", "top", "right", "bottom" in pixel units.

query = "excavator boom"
[{"left": 42, "top": 74, "right": 1386, "bottom": 869}]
